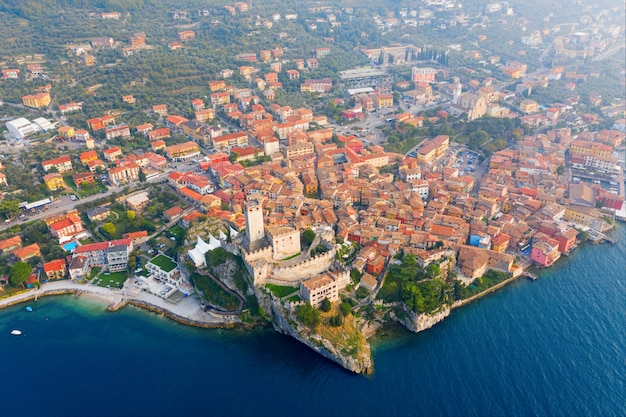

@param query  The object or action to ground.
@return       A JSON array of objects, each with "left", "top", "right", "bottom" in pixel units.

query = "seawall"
[
  {"left": 0, "top": 283, "right": 249, "bottom": 331},
  {"left": 390, "top": 271, "right": 529, "bottom": 334}
]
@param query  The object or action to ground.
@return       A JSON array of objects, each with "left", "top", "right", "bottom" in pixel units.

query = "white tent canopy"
[{"left": 187, "top": 235, "right": 221, "bottom": 267}]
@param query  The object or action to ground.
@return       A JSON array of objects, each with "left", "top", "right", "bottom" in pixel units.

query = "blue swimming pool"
[{"left": 63, "top": 241, "right": 78, "bottom": 252}]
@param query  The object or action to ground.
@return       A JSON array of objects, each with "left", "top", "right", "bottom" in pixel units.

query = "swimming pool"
[{"left": 63, "top": 241, "right": 79, "bottom": 252}]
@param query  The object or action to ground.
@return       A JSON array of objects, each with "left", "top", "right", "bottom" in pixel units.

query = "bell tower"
[{"left": 244, "top": 200, "right": 265, "bottom": 244}]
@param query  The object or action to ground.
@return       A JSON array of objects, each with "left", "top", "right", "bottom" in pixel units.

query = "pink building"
[{"left": 531, "top": 240, "right": 561, "bottom": 267}]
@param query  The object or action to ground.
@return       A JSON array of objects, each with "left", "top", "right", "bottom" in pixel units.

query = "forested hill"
[{"left": 0, "top": 0, "right": 145, "bottom": 19}]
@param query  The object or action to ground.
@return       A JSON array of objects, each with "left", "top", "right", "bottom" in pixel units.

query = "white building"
[
  {"left": 263, "top": 137, "right": 280, "bottom": 156},
  {"left": 32, "top": 117, "right": 55, "bottom": 132},
  {"left": 146, "top": 254, "right": 181, "bottom": 285},
  {"left": 6, "top": 117, "right": 40, "bottom": 139},
  {"left": 410, "top": 179, "right": 430, "bottom": 200}
]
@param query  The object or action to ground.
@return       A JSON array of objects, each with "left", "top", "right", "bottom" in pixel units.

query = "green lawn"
[
  {"left": 169, "top": 225, "right": 185, "bottom": 239},
  {"left": 287, "top": 294, "right": 302, "bottom": 303},
  {"left": 266, "top": 284, "right": 298, "bottom": 298},
  {"left": 148, "top": 254, "right": 178, "bottom": 272},
  {"left": 77, "top": 181, "right": 107, "bottom": 198},
  {"left": 93, "top": 271, "right": 128, "bottom": 289}
]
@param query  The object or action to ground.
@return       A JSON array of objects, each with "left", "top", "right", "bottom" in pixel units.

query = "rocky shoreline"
[
  {"left": 0, "top": 266, "right": 564, "bottom": 376},
  {"left": 255, "top": 286, "right": 373, "bottom": 375}
]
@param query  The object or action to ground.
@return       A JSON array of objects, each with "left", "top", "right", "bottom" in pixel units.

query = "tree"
[
  {"left": 556, "top": 165, "right": 565, "bottom": 175},
  {"left": 469, "top": 130, "right": 489, "bottom": 149},
  {"left": 329, "top": 314, "right": 343, "bottom": 327},
  {"left": 320, "top": 297, "right": 331, "bottom": 312},
  {"left": 23, "top": 221, "right": 49, "bottom": 245},
  {"left": 138, "top": 168, "right": 147, "bottom": 182},
  {"left": 0, "top": 198, "right": 21, "bottom": 219},
  {"left": 10, "top": 262, "right": 31, "bottom": 287},
  {"left": 228, "top": 151, "right": 239, "bottom": 163},
  {"left": 355, "top": 286, "right": 369, "bottom": 299},
  {"left": 101, "top": 222, "right": 116, "bottom": 237},
  {"left": 127, "top": 210, "right": 136, "bottom": 221},
  {"left": 425, "top": 264, "right": 441, "bottom": 279},
  {"left": 295, "top": 302, "right": 320, "bottom": 328},
  {"left": 44, "top": 245, "right": 67, "bottom": 262},
  {"left": 339, "top": 302, "right": 352, "bottom": 316},
  {"left": 302, "top": 229, "right": 316, "bottom": 246}
]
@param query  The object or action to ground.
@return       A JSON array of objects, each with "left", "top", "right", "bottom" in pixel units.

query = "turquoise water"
[
  {"left": 63, "top": 241, "right": 78, "bottom": 252},
  {"left": 1, "top": 225, "right": 624, "bottom": 417}
]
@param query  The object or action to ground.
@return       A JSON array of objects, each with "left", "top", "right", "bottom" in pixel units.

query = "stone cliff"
[
  {"left": 255, "top": 287, "right": 373, "bottom": 375},
  {"left": 393, "top": 303, "right": 451, "bottom": 333}
]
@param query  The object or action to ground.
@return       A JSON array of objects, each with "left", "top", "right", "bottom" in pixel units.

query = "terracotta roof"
[
  {"left": 44, "top": 259, "right": 66, "bottom": 273},
  {"left": 164, "top": 206, "right": 183, "bottom": 216},
  {"left": 123, "top": 231, "right": 148, "bottom": 239},
  {"left": 14, "top": 243, "right": 41, "bottom": 260},
  {"left": 0, "top": 235, "right": 22, "bottom": 251}
]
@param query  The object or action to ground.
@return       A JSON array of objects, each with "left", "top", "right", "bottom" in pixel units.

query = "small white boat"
[
  {"left": 11, "top": 330, "right": 22, "bottom": 336},
  {"left": 26, "top": 306, "right": 33, "bottom": 312}
]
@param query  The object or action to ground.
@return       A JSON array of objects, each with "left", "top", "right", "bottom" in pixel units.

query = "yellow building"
[
  {"left": 166, "top": 141, "right": 201, "bottom": 161},
  {"left": 570, "top": 140, "right": 613, "bottom": 158},
  {"left": 375, "top": 93, "right": 394, "bottom": 109},
  {"left": 491, "top": 234, "right": 510, "bottom": 253},
  {"left": 563, "top": 206, "right": 600, "bottom": 228},
  {"left": 284, "top": 142, "right": 314, "bottom": 158},
  {"left": 417, "top": 135, "right": 450, "bottom": 163},
  {"left": 57, "top": 126, "right": 75, "bottom": 139},
  {"left": 43, "top": 173, "right": 65, "bottom": 191},
  {"left": 519, "top": 99, "right": 539, "bottom": 114},
  {"left": 21, "top": 92, "right": 51, "bottom": 109}
]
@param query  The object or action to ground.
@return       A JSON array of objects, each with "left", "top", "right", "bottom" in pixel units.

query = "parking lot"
[{"left": 451, "top": 150, "right": 479, "bottom": 176}]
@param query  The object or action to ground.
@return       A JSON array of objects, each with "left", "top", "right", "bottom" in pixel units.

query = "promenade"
[{"left": 0, "top": 280, "right": 234, "bottom": 327}]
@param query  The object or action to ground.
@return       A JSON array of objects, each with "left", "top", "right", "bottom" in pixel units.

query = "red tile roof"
[{"left": 44, "top": 259, "right": 66, "bottom": 273}]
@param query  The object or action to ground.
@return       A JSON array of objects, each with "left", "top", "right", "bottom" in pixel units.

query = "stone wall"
[
  {"left": 243, "top": 245, "right": 273, "bottom": 263},
  {"left": 270, "top": 248, "right": 336, "bottom": 282},
  {"left": 394, "top": 303, "right": 451, "bottom": 333}
]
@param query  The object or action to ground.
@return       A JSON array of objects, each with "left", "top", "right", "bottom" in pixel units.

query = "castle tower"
[
  {"left": 453, "top": 82, "right": 462, "bottom": 105},
  {"left": 245, "top": 200, "right": 265, "bottom": 244}
]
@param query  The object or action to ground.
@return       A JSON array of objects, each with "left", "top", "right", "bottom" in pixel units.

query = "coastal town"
[{"left": 0, "top": 0, "right": 624, "bottom": 373}]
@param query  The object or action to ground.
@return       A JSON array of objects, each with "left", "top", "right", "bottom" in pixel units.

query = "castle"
[{"left": 239, "top": 201, "right": 349, "bottom": 303}]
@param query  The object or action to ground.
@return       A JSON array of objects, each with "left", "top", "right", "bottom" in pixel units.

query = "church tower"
[
  {"left": 244, "top": 200, "right": 265, "bottom": 244},
  {"left": 453, "top": 81, "right": 462, "bottom": 105}
]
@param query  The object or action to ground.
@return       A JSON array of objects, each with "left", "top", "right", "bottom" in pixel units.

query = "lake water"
[{"left": 1, "top": 224, "right": 624, "bottom": 417}]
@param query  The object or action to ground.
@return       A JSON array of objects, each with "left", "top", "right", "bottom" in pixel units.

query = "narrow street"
[{"left": 0, "top": 185, "right": 125, "bottom": 232}]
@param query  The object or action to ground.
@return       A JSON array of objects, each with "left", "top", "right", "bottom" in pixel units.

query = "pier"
[
  {"left": 587, "top": 229, "right": 617, "bottom": 245},
  {"left": 524, "top": 272, "right": 539, "bottom": 281}
]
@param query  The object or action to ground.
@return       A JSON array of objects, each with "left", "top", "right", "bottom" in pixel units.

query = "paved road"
[{"left": 0, "top": 185, "right": 125, "bottom": 232}]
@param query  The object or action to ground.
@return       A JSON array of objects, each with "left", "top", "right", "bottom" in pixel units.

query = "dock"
[
  {"left": 524, "top": 272, "right": 538, "bottom": 281},
  {"left": 587, "top": 229, "right": 617, "bottom": 245}
]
